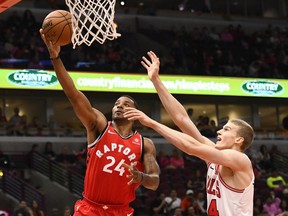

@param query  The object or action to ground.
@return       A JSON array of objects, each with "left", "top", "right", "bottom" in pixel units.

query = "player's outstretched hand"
[
  {"left": 141, "top": 51, "right": 160, "bottom": 81},
  {"left": 39, "top": 28, "right": 61, "bottom": 59},
  {"left": 122, "top": 162, "right": 143, "bottom": 185},
  {"left": 124, "top": 107, "right": 153, "bottom": 127}
]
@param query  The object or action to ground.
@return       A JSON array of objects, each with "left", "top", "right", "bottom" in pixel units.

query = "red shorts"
[{"left": 73, "top": 198, "right": 134, "bottom": 216}]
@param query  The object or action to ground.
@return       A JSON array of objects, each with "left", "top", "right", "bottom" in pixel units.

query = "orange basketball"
[{"left": 42, "top": 10, "right": 73, "bottom": 46}]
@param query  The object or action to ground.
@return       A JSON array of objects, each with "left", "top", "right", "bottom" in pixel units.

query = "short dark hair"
[{"left": 120, "top": 95, "right": 139, "bottom": 109}]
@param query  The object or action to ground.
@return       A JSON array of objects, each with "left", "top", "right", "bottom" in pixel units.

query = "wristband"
[{"left": 50, "top": 55, "right": 60, "bottom": 60}]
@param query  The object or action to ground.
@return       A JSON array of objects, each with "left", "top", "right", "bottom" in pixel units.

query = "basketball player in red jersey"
[
  {"left": 124, "top": 51, "right": 255, "bottom": 216},
  {"left": 39, "top": 31, "right": 160, "bottom": 216}
]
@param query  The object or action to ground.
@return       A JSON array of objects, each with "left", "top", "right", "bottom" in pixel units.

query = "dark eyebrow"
[{"left": 115, "top": 99, "right": 134, "bottom": 105}]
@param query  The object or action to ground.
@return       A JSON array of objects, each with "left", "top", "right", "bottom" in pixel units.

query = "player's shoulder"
[
  {"left": 143, "top": 137, "right": 156, "bottom": 152},
  {"left": 221, "top": 149, "right": 252, "bottom": 167},
  {"left": 143, "top": 136, "right": 154, "bottom": 145}
]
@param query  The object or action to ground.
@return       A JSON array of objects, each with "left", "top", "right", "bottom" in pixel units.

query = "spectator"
[
  {"left": 263, "top": 194, "right": 282, "bottom": 216},
  {"left": 281, "top": 200, "right": 288, "bottom": 213},
  {"left": 29, "top": 116, "right": 43, "bottom": 129},
  {"left": 254, "top": 197, "right": 264, "bottom": 216},
  {"left": 246, "top": 147, "right": 261, "bottom": 163},
  {"left": 56, "top": 145, "right": 76, "bottom": 168},
  {"left": 252, "top": 158, "right": 264, "bottom": 180},
  {"left": 47, "top": 115, "right": 59, "bottom": 136},
  {"left": 169, "top": 149, "right": 185, "bottom": 169},
  {"left": 186, "top": 206, "right": 196, "bottom": 216},
  {"left": 25, "top": 144, "right": 40, "bottom": 181},
  {"left": 173, "top": 207, "right": 183, "bottom": 216},
  {"left": 6, "top": 107, "right": 23, "bottom": 136},
  {"left": 164, "top": 189, "right": 181, "bottom": 215},
  {"left": 30, "top": 199, "right": 44, "bottom": 216},
  {"left": 270, "top": 144, "right": 286, "bottom": 169},
  {"left": 194, "top": 192, "right": 207, "bottom": 215},
  {"left": 150, "top": 192, "right": 167, "bottom": 215},
  {"left": 259, "top": 144, "right": 272, "bottom": 171},
  {"left": 192, "top": 169, "right": 206, "bottom": 193},
  {"left": 43, "top": 142, "right": 56, "bottom": 160},
  {"left": 12, "top": 200, "right": 32, "bottom": 216},
  {"left": 27, "top": 144, "right": 40, "bottom": 168},
  {"left": 181, "top": 189, "right": 194, "bottom": 214},
  {"left": 73, "top": 150, "right": 87, "bottom": 175},
  {"left": 198, "top": 116, "right": 215, "bottom": 138},
  {"left": 209, "top": 119, "right": 218, "bottom": 136},
  {"left": 186, "top": 179, "right": 196, "bottom": 192},
  {"left": 21, "top": 115, "right": 30, "bottom": 136},
  {"left": 282, "top": 183, "right": 288, "bottom": 201},
  {"left": 157, "top": 150, "right": 171, "bottom": 170},
  {"left": 186, "top": 108, "right": 196, "bottom": 124},
  {"left": 63, "top": 206, "right": 71, "bottom": 216}
]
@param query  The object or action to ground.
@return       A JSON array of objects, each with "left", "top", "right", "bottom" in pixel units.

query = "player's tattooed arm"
[
  {"left": 123, "top": 138, "right": 159, "bottom": 190},
  {"left": 141, "top": 137, "right": 160, "bottom": 190}
]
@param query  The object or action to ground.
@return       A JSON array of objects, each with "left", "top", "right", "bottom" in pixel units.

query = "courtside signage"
[
  {"left": 242, "top": 80, "right": 284, "bottom": 96},
  {"left": 0, "top": 69, "right": 287, "bottom": 98},
  {"left": 7, "top": 69, "right": 58, "bottom": 87}
]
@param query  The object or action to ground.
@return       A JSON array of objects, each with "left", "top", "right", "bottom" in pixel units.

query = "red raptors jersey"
[
  {"left": 206, "top": 163, "right": 254, "bottom": 216},
  {"left": 83, "top": 122, "right": 144, "bottom": 205}
]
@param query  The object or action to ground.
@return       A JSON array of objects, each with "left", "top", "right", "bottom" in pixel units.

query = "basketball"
[{"left": 42, "top": 10, "right": 73, "bottom": 46}]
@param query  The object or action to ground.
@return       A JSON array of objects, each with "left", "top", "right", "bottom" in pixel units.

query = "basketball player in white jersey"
[{"left": 124, "top": 51, "right": 255, "bottom": 216}]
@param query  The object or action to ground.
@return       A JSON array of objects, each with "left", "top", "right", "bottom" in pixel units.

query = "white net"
[{"left": 65, "top": 0, "right": 121, "bottom": 48}]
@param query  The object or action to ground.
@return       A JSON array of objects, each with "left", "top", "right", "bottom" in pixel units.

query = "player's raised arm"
[
  {"left": 39, "top": 29, "right": 107, "bottom": 136},
  {"left": 142, "top": 51, "right": 211, "bottom": 146},
  {"left": 124, "top": 108, "right": 250, "bottom": 171}
]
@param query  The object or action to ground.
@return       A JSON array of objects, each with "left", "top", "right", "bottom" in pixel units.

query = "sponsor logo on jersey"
[{"left": 132, "top": 138, "right": 140, "bottom": 145}]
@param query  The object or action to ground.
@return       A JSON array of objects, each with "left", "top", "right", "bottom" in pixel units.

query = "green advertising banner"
[{"left": 0, "top": 69, "right": 287, "bottom": 98}]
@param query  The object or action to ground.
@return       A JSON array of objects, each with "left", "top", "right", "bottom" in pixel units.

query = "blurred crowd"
[
  {"left": 0, "top": 106, "right": 219, "bottom": 138},
  {"left": 141, "top": 144, "right": 288, "bottom": 216},
  {"left": 1, "top": 138, "right": 288, "bottom": 215},
  {"left": 0, "top": 106, "right": 84, "bottom": 137},
  {"left": 0, "top": 141, "right": 85, "bottom": 215},
  {"left": 6, "top": 199, "right": 72, "bottom": 216},
  {"left": 140, "top": 23, "right": 288, "bottom": 78},
  {"left": 0, "top": 9, "right": 288, "bottom": 78}
]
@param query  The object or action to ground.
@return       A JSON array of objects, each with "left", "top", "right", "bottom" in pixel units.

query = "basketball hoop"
[{"left": 65, "top": 0, "right": 121, "bottom": 48}]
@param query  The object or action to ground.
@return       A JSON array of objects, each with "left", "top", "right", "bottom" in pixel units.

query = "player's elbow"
[
  {"left": 145, "top": 175, "right": 160, "bottom": 191},
  {"left": 173, "top": 114, "right": 187, "bottom": 125},
  {"left": 150, "top": 182, "right": 160, "bottom": 191}
]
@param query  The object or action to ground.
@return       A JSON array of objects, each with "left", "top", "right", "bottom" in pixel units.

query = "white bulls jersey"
[{"left": 206, "top": 163, "right": 254, "bottom": 216}]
